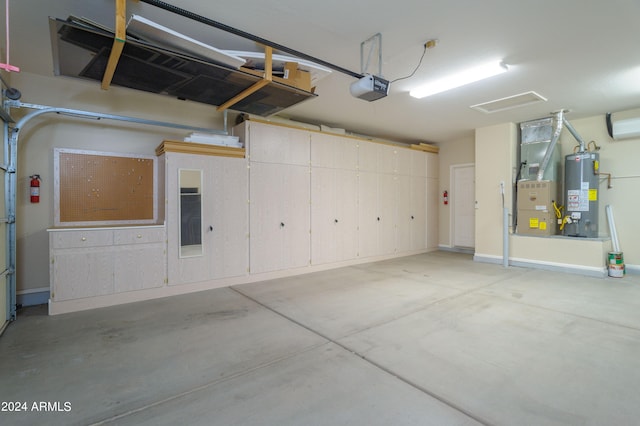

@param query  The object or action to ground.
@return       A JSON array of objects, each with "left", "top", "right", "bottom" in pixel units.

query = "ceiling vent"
[{"left": 470, "top": 91, "right": 547, "bottom": 113}]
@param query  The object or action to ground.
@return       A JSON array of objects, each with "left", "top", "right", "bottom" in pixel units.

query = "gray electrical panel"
[{"left": 563, "top": 152, "right": 599, "bottom": 237}]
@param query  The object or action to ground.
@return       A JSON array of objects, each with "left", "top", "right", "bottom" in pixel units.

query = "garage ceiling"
[{"left": 6, "top": 0, "right": 640, "bottom": 144}]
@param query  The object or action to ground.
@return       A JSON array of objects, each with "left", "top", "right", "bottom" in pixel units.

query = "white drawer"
[
  {"left": 51, "top": 229, "right": 114, "bottom": 249},
  {"left": 113, "top": 227, "right": 166, "bottom": 245}
]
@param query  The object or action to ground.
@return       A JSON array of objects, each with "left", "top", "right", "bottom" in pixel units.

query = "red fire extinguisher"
[
  {"left": 443, "top": 190, "right": 448, "bottom": 205},
  {"left": 30, "top": 174, "right": 41, "bottom": 203}
]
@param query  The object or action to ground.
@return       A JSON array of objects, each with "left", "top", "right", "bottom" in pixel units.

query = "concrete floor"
[{"left": 2, "top": 251, "right": 640, "bottom": 425}]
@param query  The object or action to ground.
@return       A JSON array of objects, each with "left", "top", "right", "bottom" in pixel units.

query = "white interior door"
[{"left": 452, "top": 164, "right": 476, "bottom": 248}]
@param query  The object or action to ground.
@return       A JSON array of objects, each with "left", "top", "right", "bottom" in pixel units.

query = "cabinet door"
[
  {"left": 248, "top": 122, "right": 310, "bottom": 165},
  {"left": 358, "top": 171, "right": 379, "bottom": 258},
  {"left": 249, "top": 162, "right": 284, "bottom": 273},
  {"left": 396, "top": 175, "right": 427, "bottom": 252},
  {"left": 310, "top": 133, "right": 336, "bottom": 169},
  {"left": 250, "top": 162, "right": 310, "bottom": 273},
  {"left": 396, "top": 148, "right": 413, "bottom": 175},
  {"left": 210, "top": 157, "right": 248, "bottom": 279},
  {"left": 310, "top": 132, "right": 358, "bottom": 170},
  {"left": 167, "top": 154, "right": 211, "bottom": 285},
  {"left": 311, "top": 168, "right": 358, "bottom": 265},
  {"left": 412, "top": 150, "right": 427, "bottom": 177},
  {"left": 426, "top": 177, "right": 440, "bottom": 250},
  {"left": 378, "top": 174, "right": 398, "bottom": 255},
  {"left": 426, "top": 152, "right": 439, "bottom": 179},
  {"left": 335, "top": 169, "right": 359, "bottom": 261},
  {"left": 378, "top": 145, "right": 396, "bottom": 175},
  {"left": 358, "top": 142, "right": 378, "bottom": 172},
  {"left": 335, "top": 138, "right": 359, "bottom": 171},
  {"left": 311, "top": 167, "right": 336, "bottom": 265},
  {"left": 396, "top": 174, "right": 413, "bottom": 253},
  {"left": 52, "top": 250, "right": 114, "bottom": 301},
  {"left": 282, "top": 164, "right": 311, "bottom": 269},
  {"left": 411, "top": 176, "right": 427, "bottom": 250},
  {"left": 114, "top": 244, "right": 166, "bottom": 292}
]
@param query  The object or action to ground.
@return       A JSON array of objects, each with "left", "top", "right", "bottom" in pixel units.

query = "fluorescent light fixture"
[{"left": 410, "top": 60, "right": 508, "bottom": 99}]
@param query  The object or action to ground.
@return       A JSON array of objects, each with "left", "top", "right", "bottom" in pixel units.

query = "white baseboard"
[
  {"left": 473, "top": 253, "right": 608, "bottom": 278},
  {"left": 439, "top": 245, "right": 474, "bottom": 254}
]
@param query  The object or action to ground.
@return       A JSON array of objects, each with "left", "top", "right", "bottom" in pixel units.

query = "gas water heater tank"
[{"left": 564, "top": 152, "right": 599, "bottom": 238}]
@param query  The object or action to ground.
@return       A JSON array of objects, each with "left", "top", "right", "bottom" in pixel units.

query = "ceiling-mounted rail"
[{"left": 138, "top": 0, "right": 364, "bottom": 80}]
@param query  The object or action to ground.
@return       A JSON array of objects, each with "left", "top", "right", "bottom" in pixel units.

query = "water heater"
[{"left": 564, "top": 152, "right": 599, "bottom": 237}]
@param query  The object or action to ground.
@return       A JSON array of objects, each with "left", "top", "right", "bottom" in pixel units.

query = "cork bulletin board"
[{"left": 54, "top": 148, "right": 157, "bottom": 226}]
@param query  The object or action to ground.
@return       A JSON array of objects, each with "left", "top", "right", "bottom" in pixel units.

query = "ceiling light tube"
[{"left": 410, "top": 60, "right": 508, "bottom": 99}]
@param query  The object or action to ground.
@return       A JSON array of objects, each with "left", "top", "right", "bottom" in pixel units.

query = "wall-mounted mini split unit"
[
  {"left": 350, "top": 74, "right": 390, "bottom": 101},
  {"left": 606, "top": 108, "right": 640, "bottom": 140}
]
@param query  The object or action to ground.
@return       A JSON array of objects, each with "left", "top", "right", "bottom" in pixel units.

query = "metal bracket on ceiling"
[{"left": 360, "top": 33, "right": 383, "bottom": 77}]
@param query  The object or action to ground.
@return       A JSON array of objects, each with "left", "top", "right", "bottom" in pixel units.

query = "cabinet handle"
[
  {"left": 280, "top": 222, "right": 285, "bottom": 228},
  {"left": 411, "top": 216, "right": 415, "bottom": 220},
  {"left": 81, "top": 237, "right": 86, "bottom": 241},
  {"left": 209, "top": 226, "right": 213, "bottom": 231},
  {"left": 334, "top": 219, "right": 338, "bottom": 224},
  {"left": 377, "top": 217, "right": 380, "bottom": 221}
]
